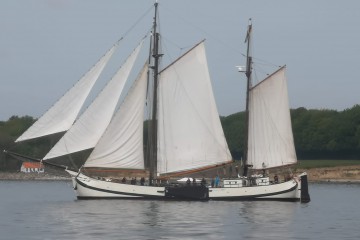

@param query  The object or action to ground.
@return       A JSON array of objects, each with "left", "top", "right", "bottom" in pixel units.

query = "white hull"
[
  {"left": 209, "top": 179, "right": 300, "bottom": 201},
  {"left": 66, "top": 170, "right": 308, "bottom": 202},
  {"left": 66, "top": 171, "right": 165, "bottom": 199}
]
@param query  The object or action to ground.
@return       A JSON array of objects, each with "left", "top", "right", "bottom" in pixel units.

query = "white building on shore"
[{"left": 20, "top": 162, "right": 44, "bottom": 173}]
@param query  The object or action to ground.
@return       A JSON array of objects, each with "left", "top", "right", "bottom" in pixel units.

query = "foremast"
[
  {"left": 149, "top": 1, "right": 162, "bottom": 185},
  {"left": 243, "top": 19, "right": 252, "bottom": 177}
]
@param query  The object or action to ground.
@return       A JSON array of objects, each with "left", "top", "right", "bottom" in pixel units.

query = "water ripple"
[{"left": 1, "top": 181, "right": 360, "bottom": 239}]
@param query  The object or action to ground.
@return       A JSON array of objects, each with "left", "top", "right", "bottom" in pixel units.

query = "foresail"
[
  {"left": 15, "top": 44, "right": 117, "bottom": 142},
  {"left": 157, "top": 41, "right": 232, "bottom": 175},
  {"left": 247, "top": 66, "right": 297, "bottom": 169},
  {"left": 43, "top": 41, "right": 143, "bottom": 160},
  {"left": 84, "top": 64, "right": 148, "bottom": 169}
]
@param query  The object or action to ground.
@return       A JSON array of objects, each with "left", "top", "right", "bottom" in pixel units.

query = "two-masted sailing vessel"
[{"left": 6, "top": 2, "right": 310, "bottom": 202}]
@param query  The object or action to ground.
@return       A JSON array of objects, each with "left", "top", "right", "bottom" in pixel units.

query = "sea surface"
[{"left": 0, "top": 180, "right": 359, "bottom": 240}]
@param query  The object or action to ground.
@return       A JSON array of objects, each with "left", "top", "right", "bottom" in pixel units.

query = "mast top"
[{"left": 245, "top": 18, "right": 252, "bottom": 43}]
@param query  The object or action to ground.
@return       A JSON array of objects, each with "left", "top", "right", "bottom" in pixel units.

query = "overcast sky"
[{"left": 1, "top": 0, "right": 359, "bottom": 121}]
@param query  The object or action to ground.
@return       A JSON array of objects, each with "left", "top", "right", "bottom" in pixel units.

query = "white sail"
[
  {"left": 43, "top": 42, "right": 143, "bottom": 160},
  {"left": 15, "top": 44, "right": 118, "bottom": 142},
  {"left": 157, "top": 42, "right": 232, "bottom": 175},
  {"left": 247, "top": 66, "right": 297, "bottom": 169},
  {"left": 84, "top": 64, "right": 148, "bottom": 169}
]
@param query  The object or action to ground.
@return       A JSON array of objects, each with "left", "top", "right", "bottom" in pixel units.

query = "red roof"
[{"left": 22, "top": 162, "right": 44, "bottom": 169}]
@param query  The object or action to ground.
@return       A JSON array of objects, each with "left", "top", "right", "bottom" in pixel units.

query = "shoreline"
[
  {"left": 0, "top": 172, "right": 70, "bottom": 181},
  {"left": 309, "top": 179, "right": 360, "bottom": 183},
  {"left": 295, "top": 165, "right": 360, "bottom": 183},
  {"left": 1, "top": 165, "right": 359, "bottom": 183}
]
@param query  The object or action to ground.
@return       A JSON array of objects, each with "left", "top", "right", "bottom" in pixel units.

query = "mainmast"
[
  {"left": 149, "top": 1, "right": 161, "bottom": 184},
  {"left": 243, "top": 18, "right": 252, "bottom": 177}
]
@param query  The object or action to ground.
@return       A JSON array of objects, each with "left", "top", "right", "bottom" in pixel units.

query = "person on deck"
[
  {"left": 274, "top": 174, "right": 279, "bottom": 184},
  {"left": 215, "top": 175, "right": 220, "bottom": 188},
  {"left": 140, "top": 177, "right": 145, "bottom": 186}
]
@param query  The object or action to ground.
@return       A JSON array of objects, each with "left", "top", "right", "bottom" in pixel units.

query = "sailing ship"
[{"left": 6, "top": 2, "right": 310, "bottom": 202}]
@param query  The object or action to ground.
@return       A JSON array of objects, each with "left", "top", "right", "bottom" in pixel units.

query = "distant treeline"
[
  {"left": 1, "top": 105, "right": 360, "bottom": 170},
  {"left": 221, "top": 105, "right": 360, "bottom": 160}
]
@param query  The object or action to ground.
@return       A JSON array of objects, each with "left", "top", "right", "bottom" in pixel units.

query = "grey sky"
[{"left": 1, "top": 0, "right": 359, "bottom": 121}]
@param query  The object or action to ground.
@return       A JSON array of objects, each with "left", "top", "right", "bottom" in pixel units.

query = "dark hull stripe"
[{"left": 76, "top": 178, "right": 299, "bottom": 201}]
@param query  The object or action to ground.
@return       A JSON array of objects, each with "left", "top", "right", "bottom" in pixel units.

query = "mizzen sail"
[
  {"left": 157, "top": 42, "right": 232, "bottom": 175},
  {"left": 247, "top": 66, "right": 297, "bottom": 169},
  {"left": 43, "top": 42, "right": 143, "bottom": 160},
  {"left": 15, "top": 44, "right": 118, "bottom": 142}
]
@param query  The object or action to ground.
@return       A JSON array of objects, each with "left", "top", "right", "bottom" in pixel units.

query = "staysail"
[
  {"left": 157, "top": 41, "right": 232, "bottom": 175},
  {"left": 43, "top": 42, "right": 143, "bottom": 160},
  {"left": 247, "top": 66, "right": 297, "bottom": 169},
  {"left": 84, "top": 64, "right": 148, "bottom": 169},
  {"left": 15, "top": 44, "right": 118, "bottom": 142}
]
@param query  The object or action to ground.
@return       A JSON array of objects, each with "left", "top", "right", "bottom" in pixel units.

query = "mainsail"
[
  {"left": 43, "top": 42, "right": 143, "bottom": 160},
  {"left": 157, "top": 42, "right": 232, "bottom": 175},
  {"left": 15, "top": 44, "right": 118, "bottom": 142},
  {"left": 84, "top": 64, "right": 148, "bottom": 169},
  {"left": 247, "top": 66, "right": 297, "bottom": 169},
  {"left": 83, "top": 42, "right": 233, "bottom": 174}
]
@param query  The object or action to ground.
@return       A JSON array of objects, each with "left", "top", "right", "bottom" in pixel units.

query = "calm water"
[{"left": 0, "top": 181, "right": 359, "bottom": 240}]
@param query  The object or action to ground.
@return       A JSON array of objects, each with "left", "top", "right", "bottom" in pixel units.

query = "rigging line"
[
  {"left": 161, "top": 35, "right": 200, "bottom": 68},
  {"left": 63, "top": 138, "right": 79, "bottom": 171},
  {"left": 161, "top": 35, "right": 194, "bottom": 54},
  {"left": 250, "top": 66, "right": 266, "bottom": 91},
  {"left": 243, "top": 29, "right": 281, "bottom": 72},
  {"left": 43, "top": 129, "right": 78, "bottom": 170},
  {"left": 251, "top": 56, "right": 281, "bottom": 68},
  {"left": 160, "top": 38, "right": 178, "bottom": 73},
  {"left": 253, "top": 60, "right": 281, "bottom": 68},
  {"left": 160, "top": 4, "right": 246, "bottom": 59},
  {"left": 116, "top": 4, "right": 154, "bottom": 44},
  {"left": 251, "top": 62, "right": 278, "bottom": 84}
]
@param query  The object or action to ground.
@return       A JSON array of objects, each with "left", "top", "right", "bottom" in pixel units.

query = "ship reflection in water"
[{"left": 0, "top": 181, "right": 359, "bottom": 240}]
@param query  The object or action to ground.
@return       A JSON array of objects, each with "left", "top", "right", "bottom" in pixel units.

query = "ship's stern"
[{"left": 298, "top": 172, "right": 310, "bottom": 203}]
